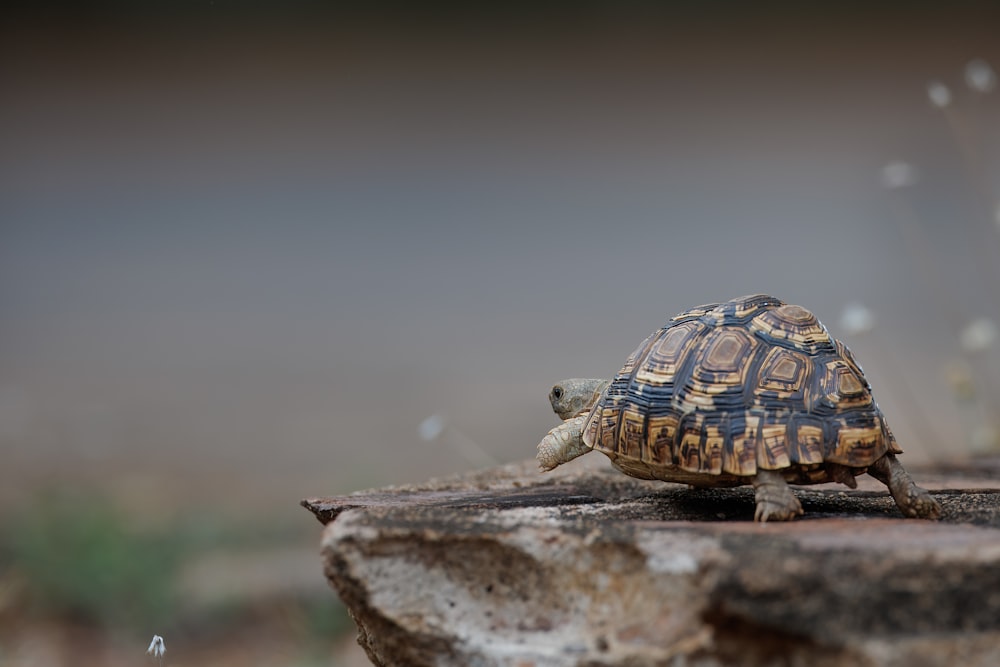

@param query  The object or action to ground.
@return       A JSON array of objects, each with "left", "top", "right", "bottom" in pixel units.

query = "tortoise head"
[{"left": 549, "top": 378, "right": 611, "bottom": 420}]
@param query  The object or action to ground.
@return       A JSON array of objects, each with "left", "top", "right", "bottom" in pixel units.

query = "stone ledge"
[{"left": 303, "top": 455, "right": 1000, "bottom": 667}]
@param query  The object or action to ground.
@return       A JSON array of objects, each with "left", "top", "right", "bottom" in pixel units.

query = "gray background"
[{"left": 2, "top": 5, "right": 999, "bottom": 517}]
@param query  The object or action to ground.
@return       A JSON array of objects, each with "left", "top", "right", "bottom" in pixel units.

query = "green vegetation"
[
  {"left": 0, "top": 490, "right": 352, "bottom": 650},
  {"left": 2, "top": 492, "right": 185, "bottom": 633}
]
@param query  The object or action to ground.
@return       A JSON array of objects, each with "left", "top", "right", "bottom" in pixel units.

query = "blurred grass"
[
  {"left": 2, "top": 491, "right": 183, "bottom": 632},
  {"left": 0, "top": 489, "right": 352, "bottom": 661}
]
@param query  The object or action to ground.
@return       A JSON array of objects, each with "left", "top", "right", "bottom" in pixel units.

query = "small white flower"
[
  {"left": 960, "top": 318, "right": 998, "bottom": 352},
  {"left": 418, "top": 414, "right": 446, "bottom": 441},
  {"left": 146, "top": 634, "right": 166, "bottom": 663},
  {"left": 839, "top": 303, "right": 875, "bottom": 335},
  {"left": 965, "top": 58, "right": 996, "bottom": 93},
  {"left": 880, "top": 161, "right": 918, "bottom": 189},
  {"left": 147, "top": 635, "right": 165, "bottom": 657},
  {"left": 926, "top": 80, "right": 952, "bottom": 108}
]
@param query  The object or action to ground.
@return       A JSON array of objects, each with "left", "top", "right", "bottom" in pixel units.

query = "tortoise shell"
[{"left": 582, "top": 294, "right": 900, "bottom": 485}]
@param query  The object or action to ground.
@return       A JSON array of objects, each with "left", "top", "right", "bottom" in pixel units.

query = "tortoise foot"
[
  {"left": 899, "top": 485, "right": 941, "bottom": 520},
  {"left": 868, "top": 453, "right": 941, "bottom": 520},
  {"left": 752, "top": 469, "right": 804, "bottom": 522}
]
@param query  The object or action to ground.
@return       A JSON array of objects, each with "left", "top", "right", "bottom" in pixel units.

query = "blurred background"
[{"left": 1, "top": 2, "right": 999, "bottom": 665}]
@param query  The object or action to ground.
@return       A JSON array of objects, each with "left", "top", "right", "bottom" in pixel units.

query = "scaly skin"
[
  {"left": 868, "top": 453, "right": 941, "bottom": 519},
  {"left": 537, "top": 415, "right": 590, "bottom": 471},
  {"left": 752, "top": 469, "right": 804, "bottom": 522},
  {"left": 548, "top": 378, "right": 610, "bottom": 420},
  {"left": 537, "top": 379, "right": 610, "bottom": 470}
]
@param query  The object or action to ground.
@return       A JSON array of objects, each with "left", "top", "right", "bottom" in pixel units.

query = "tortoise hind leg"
[
  {"left": 868, "top": 453, "right": 941, "bottom": 519},
  {"left": 752, "top": 469, "right": 804, "bottom": 522}
]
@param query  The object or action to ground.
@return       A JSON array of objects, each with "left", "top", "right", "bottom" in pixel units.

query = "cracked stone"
[{"left": 303, "top": 455, "right": 1000, "bottom": 667}]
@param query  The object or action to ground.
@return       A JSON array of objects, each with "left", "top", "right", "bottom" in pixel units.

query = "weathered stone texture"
[{"left": 304, "top": 456, "right": 1000, "bottom": 667}]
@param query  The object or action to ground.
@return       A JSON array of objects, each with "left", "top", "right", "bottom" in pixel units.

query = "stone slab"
[{"left": 303, "top": 455, "right": 1000, "bottom": 666}]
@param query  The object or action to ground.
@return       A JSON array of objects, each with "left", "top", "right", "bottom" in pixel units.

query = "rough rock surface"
[{"left": 303, "top": 455, "right": 1000, "bottom": 667}]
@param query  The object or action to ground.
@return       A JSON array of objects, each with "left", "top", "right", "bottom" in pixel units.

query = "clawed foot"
[
  {"left": 869, "top": 454, "right": 941, "bottom": 520},
  {"left": 896, "top": 484, "right": 941, "bottom": 519},
  {"left": 753, "top": 469, "right": 804, "bottom": 522}
]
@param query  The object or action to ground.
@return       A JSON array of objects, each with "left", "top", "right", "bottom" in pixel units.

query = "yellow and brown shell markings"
[{"left": 582, "top": 294, "right": 902, "bottom": 486}]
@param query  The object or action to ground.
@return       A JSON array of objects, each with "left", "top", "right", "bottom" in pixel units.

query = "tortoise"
[{"left": 537, "top": 294, "right": 940, "bottom": 522}]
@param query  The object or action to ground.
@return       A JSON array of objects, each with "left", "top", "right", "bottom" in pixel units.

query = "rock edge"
[{"left": 304, "top": 455, "right": 1000, "bottom": 667}]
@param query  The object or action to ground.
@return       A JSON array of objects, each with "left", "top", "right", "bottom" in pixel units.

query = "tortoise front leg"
[
  {"left": 752, "top": 469, "right": 804, "bottom": 522},
  {"left": 536, "top": 415, "right": 590, "bottom": 471},
  {"left": 867, "top": 453, "right": 941, "bottom": 519}
]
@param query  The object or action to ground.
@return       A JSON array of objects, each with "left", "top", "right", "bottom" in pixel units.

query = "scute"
[
  {"left": 754, "top": 347, "right": 811, "bottom": 409},
  {"left": 748, "top": 303, "right": 836, "bottom": 355},
  {"left": 634, "top": 321, "right": 705, "bottom": 388},
  {"left": 646, "top": 410, "right": 680, "bottom": 465},
  {"left": 702, "top": 294, "right": 784, "bottom": 326},
  {"left": 582, "top": 294, "right": 896, "bottom": 482},
  {"left": 703, "top": 330, "right": 751, "bottom": 373},
  {"left": 670, "top": 302, "right": 720, "bottom": 322},
  {"left": 818, "top": 360, "right": 873, "bottom": 411}
]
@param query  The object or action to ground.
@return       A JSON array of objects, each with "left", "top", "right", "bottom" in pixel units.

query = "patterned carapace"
[{"left": 581, "top": 294, "right": 900, "bottom": 484}]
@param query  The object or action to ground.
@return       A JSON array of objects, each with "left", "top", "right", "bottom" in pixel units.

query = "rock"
[{"left": 302, "top": 455, "right": 1000, "bottom": 667}]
